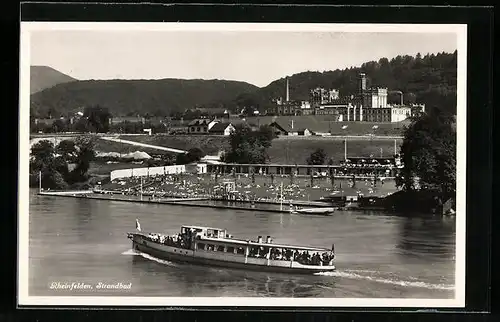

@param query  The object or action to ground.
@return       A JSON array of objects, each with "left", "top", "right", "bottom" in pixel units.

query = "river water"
[{"left": 28, "top": 189, "right": 456, "bottom": 299}]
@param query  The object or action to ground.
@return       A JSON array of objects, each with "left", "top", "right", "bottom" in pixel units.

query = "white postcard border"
[{"left": 18, "top": 22, "right": 467, "bottom": 308}]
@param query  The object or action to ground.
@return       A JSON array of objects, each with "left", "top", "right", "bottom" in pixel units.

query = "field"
[
  {"left": 231, "top": 116, "right": 409, "bottom": 136},
  {"left": 269, "top": 137, "right": 401, "bottom": 164},
  {"left": 109, "top": 135, "right": 401, "bottom": 165},
  {"left": 114, "top": 135, "right": 229, "bottom": 156}
]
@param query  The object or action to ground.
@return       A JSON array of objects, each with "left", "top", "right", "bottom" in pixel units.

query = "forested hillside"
[
  {"left": 30, "top": 78, "right": 258, "bottom": 118},
  {"left": 30, "top": 52, "right": 457, "bottom": 118},
  {"left": 225, "top": 51, "right": 457, "bottom": 115}
]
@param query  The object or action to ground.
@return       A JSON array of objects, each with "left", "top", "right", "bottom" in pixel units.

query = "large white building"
[{"left": 272, "top": 72, "right": 424, "bottom": 122}]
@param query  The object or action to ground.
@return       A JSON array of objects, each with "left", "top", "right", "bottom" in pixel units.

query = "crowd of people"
[
  {"left": 145, "top": 232, "right": 192, "bottom": 250},
  {"left": 248, "top": 246, "right": 335, "bottom": 266}
]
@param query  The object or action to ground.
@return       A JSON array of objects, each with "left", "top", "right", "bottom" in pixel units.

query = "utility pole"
[
  {"left": 280, "top": 181, "right": 283, "bottom": 211},
  {"left": 344, "top": 139, "right": 347, "bottom": 161},
  {"left": 140, "top": 176, "right": 143, "bottom": 201}
]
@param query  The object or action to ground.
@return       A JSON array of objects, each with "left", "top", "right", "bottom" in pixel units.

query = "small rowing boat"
[{"left": 291, "top": 207, "right": 335, "bottom": 216}]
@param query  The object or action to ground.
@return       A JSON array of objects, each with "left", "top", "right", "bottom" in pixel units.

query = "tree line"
[
  {"left": 222, "top": 51, "right": 458, "bottom": 116},
  {"left": 30, "top": 137, "right": 96, "bottom": 190}
]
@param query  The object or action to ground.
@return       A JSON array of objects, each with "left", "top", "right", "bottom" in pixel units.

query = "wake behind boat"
[{"left": 127, "top": 219, "right": 336, "bottom": 274}]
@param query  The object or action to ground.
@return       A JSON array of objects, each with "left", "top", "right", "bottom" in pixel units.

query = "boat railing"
[{"left": 247, "top": 247, "right": 335, "bottom": 267}]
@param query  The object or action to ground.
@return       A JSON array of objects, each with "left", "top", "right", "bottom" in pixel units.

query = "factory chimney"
[
  {"left": 390, "top": 91, "right": 404, "bottom": 105},
  {"left": 286, "top": 77, "right": 290, "bottom": 102},
  {"left": 358, "top": 73, "right": 367, "bottom": 94}
]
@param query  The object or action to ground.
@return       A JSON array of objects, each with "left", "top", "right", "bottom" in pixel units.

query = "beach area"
[{"left": 95, "top": 172, "right": 399, "bottom": 204}]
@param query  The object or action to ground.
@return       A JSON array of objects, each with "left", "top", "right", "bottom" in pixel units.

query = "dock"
[
  {"left": 37, "top": 190, "right": 389, "bottom": 214},
  {"left": 37, "top": 191, "right": 296, "bottom": 214}
]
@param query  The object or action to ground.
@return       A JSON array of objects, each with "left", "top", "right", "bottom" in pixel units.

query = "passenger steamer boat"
[{"left": 127, "top": 220, "right": 336, "bottom": 274}]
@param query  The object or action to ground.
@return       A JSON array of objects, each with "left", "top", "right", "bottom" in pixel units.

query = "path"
[{"left": 100, "top": 137, "right": 187, "bottom": 154}]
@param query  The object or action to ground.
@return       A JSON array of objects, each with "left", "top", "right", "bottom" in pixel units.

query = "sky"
[{"left": 30, "top": 29, "right": 458, "bottom": 88}]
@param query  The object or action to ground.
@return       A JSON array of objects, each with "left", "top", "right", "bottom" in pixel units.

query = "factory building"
[{"left": 272, "top": 73, "right": 424, "bottom": 122}]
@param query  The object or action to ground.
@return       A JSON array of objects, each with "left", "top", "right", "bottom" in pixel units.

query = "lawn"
[
  {"left": 94, "top": 134, "right": 402, "bottom": 165},
  {"left": 269, "top": 137, "right": 402, "bottom": 164}
]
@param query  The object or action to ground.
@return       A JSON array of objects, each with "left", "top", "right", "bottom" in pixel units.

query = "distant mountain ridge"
[
  {"left": 30, "top": 78, "right": 259, "bottom": 118},
  {"left": 30, "top": 66, "right": 77, "bottom": 94},
  {"left": 30, "top": 52, "right": 457, "bottom": 118}
]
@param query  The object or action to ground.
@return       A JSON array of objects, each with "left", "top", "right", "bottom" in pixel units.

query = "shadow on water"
[
  {"left": 396, "top": 216, "right": 456, "bottom": 260},
  {"left": 71, "top": 197, "right": 96, "bottom": 243},
  {"left": 130, "top": 253, "right": 335, "bottom": 297}
]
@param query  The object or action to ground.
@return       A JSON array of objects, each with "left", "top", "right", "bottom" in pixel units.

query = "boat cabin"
[{"left": 181, "top": 225, "right": 231, "bottom": 239}]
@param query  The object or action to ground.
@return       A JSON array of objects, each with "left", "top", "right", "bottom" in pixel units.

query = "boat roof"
[
  {"left": 181, "top": 225, "right": 227, "bottom": 232},
  {"left": 199, "top": 236, "right": 330, "bottom": 252}
]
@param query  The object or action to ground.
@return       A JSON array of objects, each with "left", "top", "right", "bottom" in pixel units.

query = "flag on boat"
[{"left": 135, "top": 219, "right": 141, "bottom": 231}]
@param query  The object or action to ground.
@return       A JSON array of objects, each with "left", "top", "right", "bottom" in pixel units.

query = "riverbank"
[
  {"left": 36, "top": 187, "right": 401, "bottom": 216},
  {"left": 37, "top": 190, "right": 332, "bottom": 214}
]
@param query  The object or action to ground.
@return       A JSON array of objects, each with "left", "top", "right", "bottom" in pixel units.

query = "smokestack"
[
  {"left": 400, "top": 92, "right": 404, "bottom": 105},
  {"left": 257, "top": 236, "right": 263, "bottom": 243},
  {"left": 266, "top": 236, "right": 272, "bottom": 243},
  {"left": 359, "top": 73, "right": 366, "bottom": 94},
  {"left": 286, "top": 77, "right": 290, "bottom": 102}
]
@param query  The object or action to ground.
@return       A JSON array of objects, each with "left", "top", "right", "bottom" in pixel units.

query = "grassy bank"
[{"left": 108, "top": 135, "right": 401, "bottom": 164}]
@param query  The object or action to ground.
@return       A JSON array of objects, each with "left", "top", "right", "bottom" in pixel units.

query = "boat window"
[
  {"left": 236, "top": 247, "right": 245, "bottom": 255},
  {"left": 217, "top": 245, "right": 225, "bottom": 252},
  {"left": 197, "top": 243, "right": 206, "bottom": 250},
  {"left": 226, "top": 246, "right": 235, "bottom": 253},
  {"left": 207, "top": 244, "right": 215, "bottom": 251}
]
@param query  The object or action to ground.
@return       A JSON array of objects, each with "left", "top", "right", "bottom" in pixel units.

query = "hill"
[
  {"left": 30, "top": 78, "right": 259, "bottom": 118},
  {"left": 222, "top": 51, "right": 458, "bottom": 115},
  {"left": 30, "top": 66, "right": 77, "bottom": 94}
]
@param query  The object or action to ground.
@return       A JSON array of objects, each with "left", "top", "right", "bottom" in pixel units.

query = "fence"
[
  {"left": 110, "top": 163, "right": 208, "bottom": 181},
  {"left": 111, "top": 165, "right": 186, "bottom": 181}
]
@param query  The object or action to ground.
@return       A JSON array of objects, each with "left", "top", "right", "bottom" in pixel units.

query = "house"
[
  {"left": 297, "top": 128, "right": 314, "bottom": 136},
  {"left": 268, "top": 121, "right": 290, "bottom": 136},
  {"left": 187, "top": 119, "right": 218, "bottom": 134},
  {"left": 208, "top": 122, "right": 235, "bottom": 136}
]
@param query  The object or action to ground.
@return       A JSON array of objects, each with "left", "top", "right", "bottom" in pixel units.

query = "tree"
[
  {"left": 222, "top": 124, "right": 276, "bottom": 164},
  {"left": 83, "top": 105, "right": 112, "bottom": 133},
  {"left": 30, "top": 140, "right": 68, "bottom": 189},
  {"left": 71, "top": 136, "right": 96, "bottom": 182},
  {"left": 30, "top": 138, "right": 96, "bottom": 189},
  {"left": 397, "top": 110, "right": 456, "bottom": 205},
  {"left": 51, "top": 119, "right": 68, "bottom": 133},
  {"left": 73, "top": 117, "right": 90, "bottom": 133},
  {"left": 56, "top": 140, "right": 77, "bottom": 162},
  {"left": 176, "top": 147, "right": 205, "bottom": 165},
  {"left": 30, "top": 140, "right": 55, "bottom": 171},
  {"left": 307, "top": 148, "right": 327, "bottom": 165}
]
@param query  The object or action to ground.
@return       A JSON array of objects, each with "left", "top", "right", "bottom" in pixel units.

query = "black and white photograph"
[{"left": 19, "top": 22, "right": 466, "bottom": 307}]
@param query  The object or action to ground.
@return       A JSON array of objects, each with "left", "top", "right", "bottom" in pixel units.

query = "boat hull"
[
  {"left": 130, "top": 235, "right": 335, "bottom": 275},
  {"left": 294, "top": 211, "right": 333, "bottom": 216}
]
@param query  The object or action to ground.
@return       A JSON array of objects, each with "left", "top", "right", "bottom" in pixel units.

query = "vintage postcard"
[{"left": 19, "top": 22, "right": 466, "bottom": 307}]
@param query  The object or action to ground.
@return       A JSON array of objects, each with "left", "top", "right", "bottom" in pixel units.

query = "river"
[{"left": 28, "top": 189, "right": 456, "bottom": 299}]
